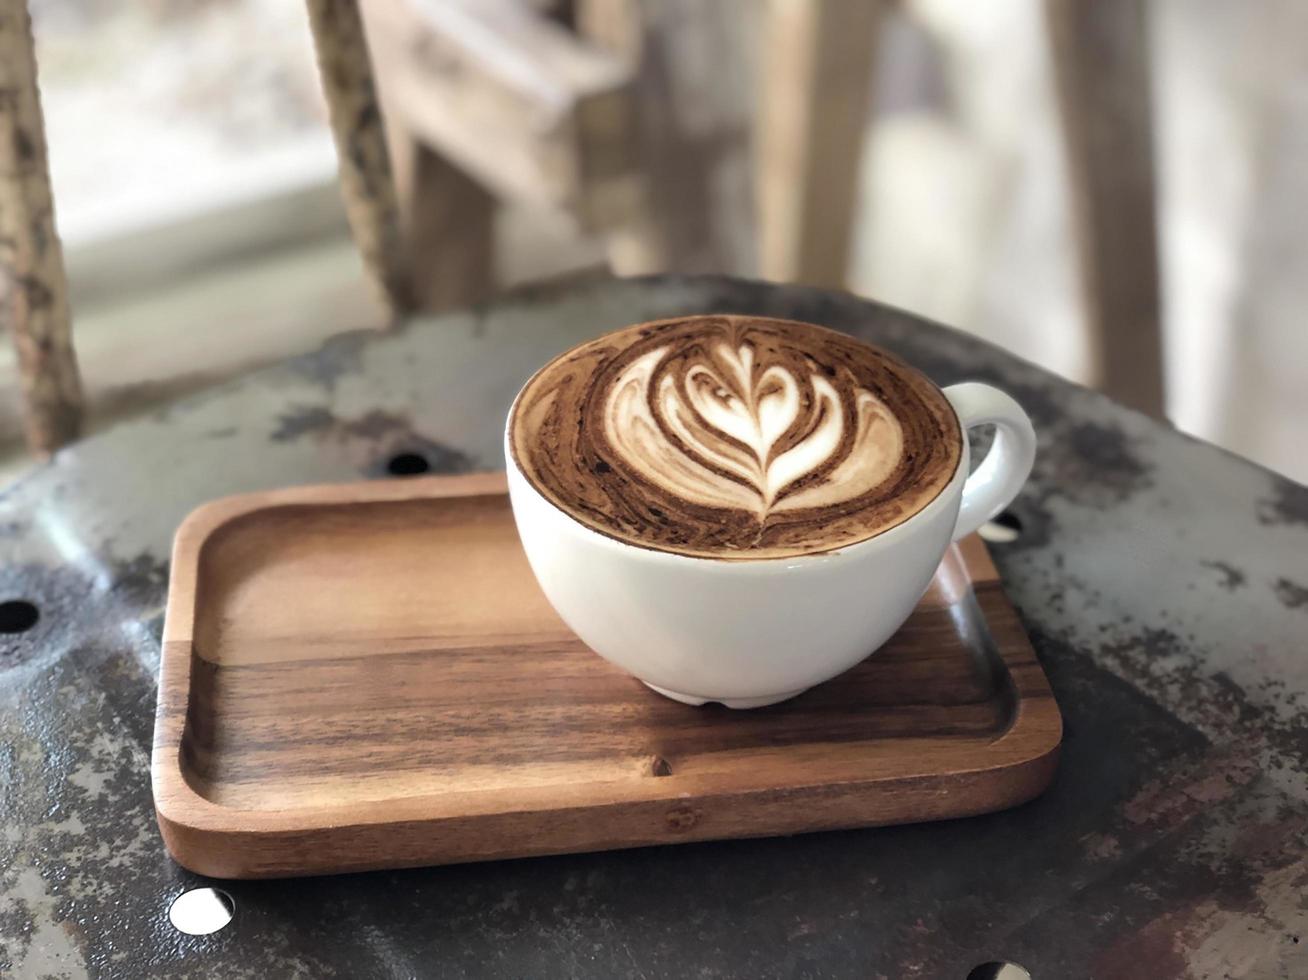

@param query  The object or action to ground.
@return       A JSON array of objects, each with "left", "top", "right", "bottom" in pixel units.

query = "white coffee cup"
[{"left": 505, "top": 379, "right": 1035, "bottom": 708}]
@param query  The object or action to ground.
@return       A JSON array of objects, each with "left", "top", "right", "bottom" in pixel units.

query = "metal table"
[{"left": 2, "top": 276, "right": 1305, "bottom": 979}]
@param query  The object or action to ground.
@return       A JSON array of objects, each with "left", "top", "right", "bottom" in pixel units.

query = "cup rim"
[{"left": 505, "top": 314, "right": 967, "bottom": 566}]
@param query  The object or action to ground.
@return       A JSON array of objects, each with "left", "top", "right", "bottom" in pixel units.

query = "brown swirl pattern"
[{"left": 510, "top": 315, "right": 961, "bottom": 559}]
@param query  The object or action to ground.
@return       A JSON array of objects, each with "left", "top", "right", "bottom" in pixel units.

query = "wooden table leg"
[
  {"left": 1046, "top": 0, "right": 1166, "bottom": 417},
  {"left": 307, "top": 0, "right": 416, "bottom": 320},
  {"left": 756, "top": 0, "right": 883, "bottom": 288},
  {"left": 0, "top": 2, "right": 84, "bottom": 456}
]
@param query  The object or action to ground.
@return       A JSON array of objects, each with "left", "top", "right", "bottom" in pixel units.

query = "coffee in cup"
[{"left": 511, "top": 314, "right": 962, "bottom": 560}]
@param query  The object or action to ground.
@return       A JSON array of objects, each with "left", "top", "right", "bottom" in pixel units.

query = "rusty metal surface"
[{"left": 1, "top": 275, "right": 1305, "bottom": 979}]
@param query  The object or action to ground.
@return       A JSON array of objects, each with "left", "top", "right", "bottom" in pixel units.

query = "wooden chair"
[
  {"left": 0, "top": 0, "right": 1165, "bottom": 460},
  {"left": 1, "top": 0, "right": 654, "bottom": 459},
  {"left": 357, "top": 0, "right": 659, "bottom": 311}
]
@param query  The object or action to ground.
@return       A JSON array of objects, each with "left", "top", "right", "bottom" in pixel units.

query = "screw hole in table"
[
  {"left": 0, "top": 600, "right": 39, "bottom": 634},
  {"left": 386, "top": 452, "right": 431, "bottom": 477}
]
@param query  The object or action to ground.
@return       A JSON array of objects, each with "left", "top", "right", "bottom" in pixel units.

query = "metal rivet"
[
  {"left": 967, "top": 963, "right": 1032, "bottom": 980},
  {"left": 978, "top": 511, "right": 1023, "bottom": 543},
  {"left": 169, "top": 887, "right": 234, "bottom": 935}
]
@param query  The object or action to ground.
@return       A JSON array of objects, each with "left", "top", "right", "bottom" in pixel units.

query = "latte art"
[
  {"left": 605, "top": 343, "right": 901, "bottom": 517},
  {"left": 510, "top": 315, "right": 961, "bottom": 559}
]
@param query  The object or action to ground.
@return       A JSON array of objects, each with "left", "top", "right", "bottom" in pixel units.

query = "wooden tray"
[{"left": 152, "top": 472, "right": 1062, "bottom": 879}]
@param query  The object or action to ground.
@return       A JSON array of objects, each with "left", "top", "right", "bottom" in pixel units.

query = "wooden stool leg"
[
  {"left": 575, "top": 0, "right": 666, "bottom": 276},
  {"left": 306, "top": 0, "right": 416, "bottom": 320},
  {"left": 0, "top": 2, "right": 83, "bottom": 456},
  {"left": 1046, "top": 0, "right": 1166, "bottom": 417},
  {"left": 380, "top": 104, "right": 495, "bottom": 313},
  {"left": 756, "top": 0, "right": 883, "bottom": 288},
  {"left": 402, "top": 141, "right": 496, "bottom": 312}
]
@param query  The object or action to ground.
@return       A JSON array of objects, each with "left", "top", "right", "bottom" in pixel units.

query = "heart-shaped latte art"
[
  {"left": 511, "top": 315, "right": 961, "bottom": 558},
  {"left": 604, "top": 343, "right": 902, "bottom": 518}
]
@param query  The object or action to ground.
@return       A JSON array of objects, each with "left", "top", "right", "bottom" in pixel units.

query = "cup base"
[{"left": 641, "top": 682, "right": 807, "bottom": 710}]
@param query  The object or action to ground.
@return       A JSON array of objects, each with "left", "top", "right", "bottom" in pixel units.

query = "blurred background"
[{"left": 3, "top": 0, "right": 1304, "bottom": 482}]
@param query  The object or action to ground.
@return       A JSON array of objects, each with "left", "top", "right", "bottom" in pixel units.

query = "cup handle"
[{"left": 942, "top": 382, "right": 1037, "bottom": 542}]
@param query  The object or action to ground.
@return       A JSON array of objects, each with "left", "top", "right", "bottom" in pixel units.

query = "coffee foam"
[{"left": 511, "top": 315, "right": 960, "bottom": 559}]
